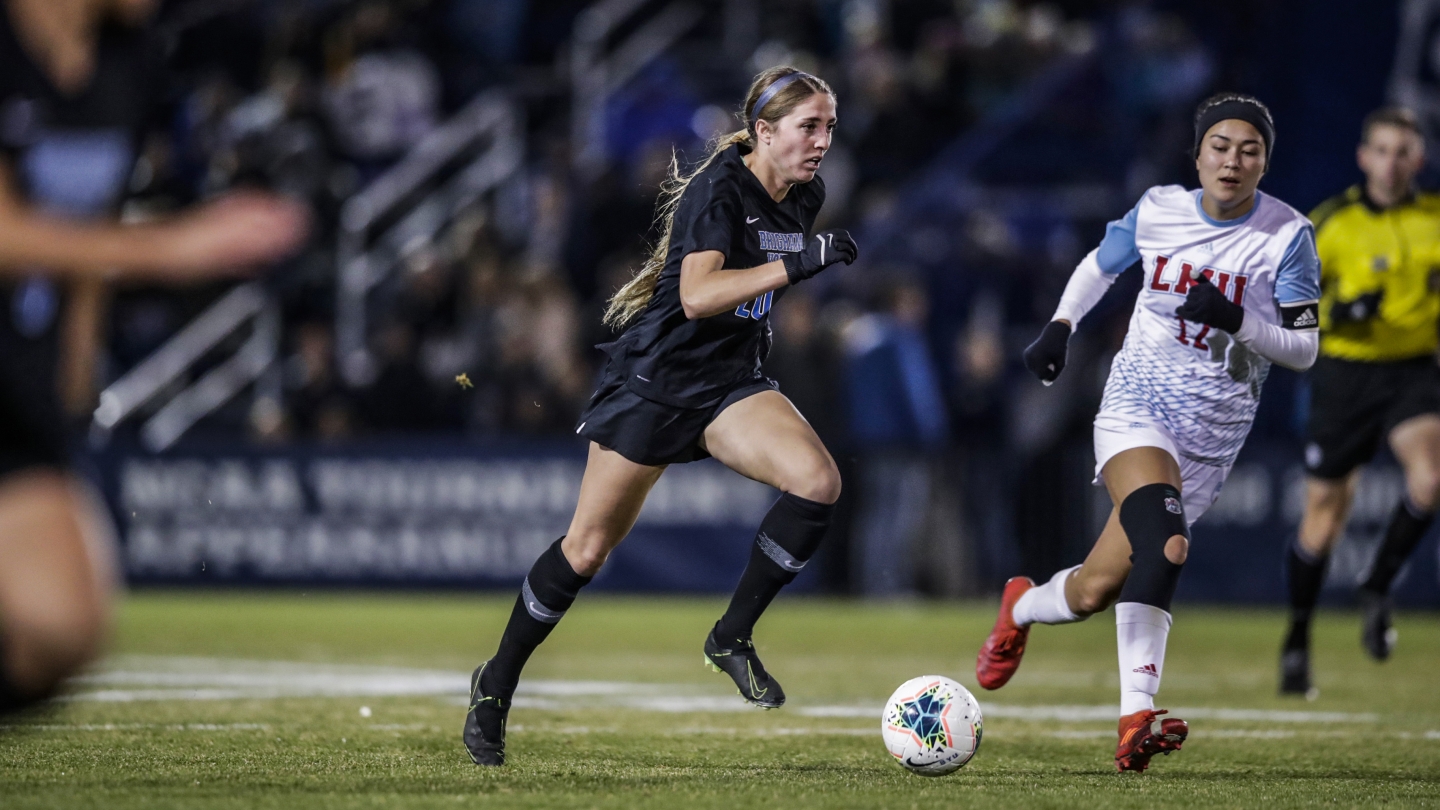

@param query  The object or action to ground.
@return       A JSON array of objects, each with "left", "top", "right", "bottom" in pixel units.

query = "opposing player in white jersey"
[{"left": 974, "top": 93, "right": 1322, "bottom": 772}]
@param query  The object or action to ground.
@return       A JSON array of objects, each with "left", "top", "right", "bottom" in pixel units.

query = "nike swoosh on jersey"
[{"left": 746, "top": 216, "right": 759, "bottom": 224}]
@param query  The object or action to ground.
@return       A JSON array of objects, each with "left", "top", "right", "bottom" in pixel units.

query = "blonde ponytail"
[{"left": 603, "top": 129, "right": 753, "bottom": 329}]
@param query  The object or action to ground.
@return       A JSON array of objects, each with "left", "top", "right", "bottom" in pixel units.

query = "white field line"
[
  {"left": 0, "top": 723, "right": 267, "bottom": 732},
  {"left": 802, "top": 703, "right": 1378, "bottom": 724},
  {"left": 61, "top": 656, "right": 1379, "bottom": 725}
]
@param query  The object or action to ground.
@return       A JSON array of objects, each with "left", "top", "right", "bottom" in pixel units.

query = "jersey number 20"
[{"left": 736, "top": 291, "right": 773, "bottom": 320}]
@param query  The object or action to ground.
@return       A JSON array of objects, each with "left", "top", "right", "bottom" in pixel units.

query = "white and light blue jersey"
[{"left": 1092, "top": 185, "right": 1321, "bottom": 467}]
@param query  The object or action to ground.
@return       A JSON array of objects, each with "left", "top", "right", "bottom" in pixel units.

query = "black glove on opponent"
[
  {"left": 1329, "top": 291, "right": 1383, "bottom": 325},
  {"left": 1175, "top": 272, "right": 1245, "bottom": 333},
  {"left": 1023, "top": 320, "right": 1072, "bottom": 383},
  {"left": 783, "top": 230, "right": 858, "bottom": 285}
]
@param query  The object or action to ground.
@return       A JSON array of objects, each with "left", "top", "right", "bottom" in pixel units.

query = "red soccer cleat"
[
  {"left": 1114, "top": 709, "right": 1188, "bottom": 772},
  {"left": 975, "top": 576, "right": 1035, "bottom": 690}
]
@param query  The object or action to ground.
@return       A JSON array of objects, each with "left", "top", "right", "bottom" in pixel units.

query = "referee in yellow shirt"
[{"left": 1281, "top": 107, "right": 1440, "bottom": 696}]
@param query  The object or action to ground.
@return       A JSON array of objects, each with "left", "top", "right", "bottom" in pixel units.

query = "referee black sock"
[
  {"left": 1362, "top": 496, "right": 1434, "bottom": 596},
  {"left": 714, "top": 493, "right": 835, "bottom": 643},
  {"left": 1284, "top": 539, "right": 1329, "bottom": 652},
  {"left": 484, "top": 538, "right": 592, "bottom": 702}
]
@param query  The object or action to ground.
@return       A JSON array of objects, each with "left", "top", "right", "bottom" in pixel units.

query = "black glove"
[
  {"left": 1329, "top": 291, "right": 1383, "bottom": 325},
  {"left": 1023, "top": 320, "right": 1072, "bottom": 383},
  {"left": 783, "top": 230, "right": 858, "bottom": 285},
  {"left": 1175, "top": 272, "right": 1244, "bottom": 333}
]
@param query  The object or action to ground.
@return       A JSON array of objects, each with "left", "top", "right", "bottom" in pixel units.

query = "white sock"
[
  {"left": 1116, "top": 602, "right": 1172, "bottom": 716},
  {"left": 1011, "top": 565, "right": 1082, "bottom": 626}
]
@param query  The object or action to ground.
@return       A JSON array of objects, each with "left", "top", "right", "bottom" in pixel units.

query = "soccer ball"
[{"left": 881, "top": 675, "right": 982, "bottom": 776}]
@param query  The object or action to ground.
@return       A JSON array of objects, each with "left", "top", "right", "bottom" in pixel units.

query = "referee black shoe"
[
  {"left": 704, "top": 626, "right": 785, "bottom": 709},
  {"left": 1279, "top": 648, "right": 1314, "bottom": 698},
  {"left": 1359, "top": 589, "right": 1396, "bottom": 662},
  {"left": 462, "top": 661, "right": 508, "bottom": 766}
]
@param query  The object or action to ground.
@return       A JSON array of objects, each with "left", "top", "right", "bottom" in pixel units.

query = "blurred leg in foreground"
[{"left": 0, "top": 470, "right": 117, "bottom": 715}]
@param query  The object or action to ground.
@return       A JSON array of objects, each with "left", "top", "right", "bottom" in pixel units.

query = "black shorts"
[
  {"left": 575, "top": 373, "right": 779, "bottom": 467},
  {"left": 1305, "top": 355, "right": 1440, "bottom": 479}
]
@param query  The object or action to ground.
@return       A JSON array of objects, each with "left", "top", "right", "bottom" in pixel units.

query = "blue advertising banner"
[
  {"left": 93, "top": 441, "right": 785, "bottom": 592},
  {"left": 89, "top": 437, "right": 1438, "bottom": 603},
  {"left": 1179, "top": 439, "right": 1439, "bottom": 607}
]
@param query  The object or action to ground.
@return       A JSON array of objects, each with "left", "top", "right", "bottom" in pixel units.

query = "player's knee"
[
  {"left": 1406, "top": 467, "right": 1440, "bottom": 512},
  {"left": 784, "top": 453, "right": 841, "bottom": 505},
  {"left": 5, "top": 604, "right": 108, "bottom": 695},
  {"left": 560, "top": 532, "right": 615, "bottom": 577},
  {"left": 1306, "top": 478, "right": 1352, "bottom": 522},
  {"left": 1164, "top": 534, "right": 1189, "bottom": 565}
]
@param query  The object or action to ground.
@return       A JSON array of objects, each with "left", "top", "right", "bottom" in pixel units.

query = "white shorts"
[{"left": 1092, "top": 413, "right": 1232, "bottom": 526}]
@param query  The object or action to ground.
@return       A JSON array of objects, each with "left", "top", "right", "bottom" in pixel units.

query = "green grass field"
[{"left": 2, "top": 592, "right": 1438, "bottom": 809}]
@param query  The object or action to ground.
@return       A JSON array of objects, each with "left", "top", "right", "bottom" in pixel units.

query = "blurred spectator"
[
  {"left": 843, "top": 282, "right": 949, "bottom": 447},
  {"left": 843, "top": 280, "right": 950, "bottom": 596}
]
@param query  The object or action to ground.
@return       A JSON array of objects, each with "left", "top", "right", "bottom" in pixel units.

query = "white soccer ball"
[{"left": 881, "top": 675, "right": 983, "bottom": 776}]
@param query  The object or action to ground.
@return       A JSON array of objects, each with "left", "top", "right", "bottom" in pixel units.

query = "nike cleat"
[
  {"left": 976, "top": 576, "right": 1035, "bottom": 690},
  {"left": 1359, "top": 589, "right": 1396, "bottom": 662},
  {"left": 462, "top": 661, "right": 508, "bottom": 766},
  {"left": 704, "top": 626, "right": 785, "bottom": 709},
  {"left": 1115, "top": 709, "right": 1188, "bottom": 773}
]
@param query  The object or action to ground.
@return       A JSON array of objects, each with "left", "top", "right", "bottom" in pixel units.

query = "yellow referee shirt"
[{"left": 1311, "top": 186, "right": 1440, "bottom": 361}]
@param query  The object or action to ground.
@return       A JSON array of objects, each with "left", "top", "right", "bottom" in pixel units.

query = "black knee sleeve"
[
  {"left": 1116, "top": 483, "right": 1189, "bottom": 611},
  {"left": 520, "top": 538, "right": 593, "bottom": 624}
]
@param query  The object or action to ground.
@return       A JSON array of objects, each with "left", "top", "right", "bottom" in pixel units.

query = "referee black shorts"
[
  {"left": 1304, "top": 355, "right": 1440, "bottom": 480},
  {"left": 575, "top": 372, "right": 780, "bottom": 467}
]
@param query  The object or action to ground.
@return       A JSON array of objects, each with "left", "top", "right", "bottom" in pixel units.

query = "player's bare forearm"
[
  {"left": 0, "top": 161, "right": 309, "bottom": 281},
  {"left": 678, "top": 250, "right": 789, "bottom": 319},
  {"left": 0, "top": 207, "right": 164, "bottom": 279}
]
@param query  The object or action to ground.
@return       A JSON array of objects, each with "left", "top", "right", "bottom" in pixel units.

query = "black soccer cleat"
[
  {"left": 1279, "top": 648, "right": 1314, "bottom": 698},
  {"left": 1359, "top": 589, "right": 1396, "bottom": 662},
  {"left": 704, "top": 626, "right": 786, "bottom": 709},
  {"left": 462, "top": 661, "right": 509, "bottom": 766}
]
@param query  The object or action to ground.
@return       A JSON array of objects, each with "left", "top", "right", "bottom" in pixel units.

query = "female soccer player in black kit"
[
  {"left": 463, "top": 67, "right": 858, "bottom": 766},
  {"left": 0, "top": 0, "right": 307, "bottom": 717}
]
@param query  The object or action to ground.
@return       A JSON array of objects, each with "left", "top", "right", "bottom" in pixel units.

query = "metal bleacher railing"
[
  {"left": 91, "top": 90, "right": 525, "bottom": 450},
  {"left": 570, "top": 0, "right": 705, "bottom": 180},
  {"left": 334, "top": 91, "right": 523, "bottom": 386}
]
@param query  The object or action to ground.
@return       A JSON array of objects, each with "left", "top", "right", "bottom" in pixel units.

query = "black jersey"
[
  {"left": 606, "top": 144, "right": 825, "bottom": 409},
  {"left": 0, "top": 11, "right": 156, "bottom": 463}
]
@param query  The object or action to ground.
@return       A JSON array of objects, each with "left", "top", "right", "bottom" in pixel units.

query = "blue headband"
[{"left": 750, "top": 73, "right": 809, "bottom": 126}]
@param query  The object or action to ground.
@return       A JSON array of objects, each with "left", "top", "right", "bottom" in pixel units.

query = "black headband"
[{"left": 1193, "top": 99, "right": 1275, "bottom": 163}]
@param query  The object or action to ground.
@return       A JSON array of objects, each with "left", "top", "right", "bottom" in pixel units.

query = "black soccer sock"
[
  {"left": 1284, "top": 539, "right": 1329, "bottom": 651},
  {"left": 484, "top": 538, "right": 592, "bottom": 702},
  {"left": 713, "top": 493, "right": 835, "bottom": 643},
  {"left": 1361, "top": 496, "right": 1434, "bottom": 596}
]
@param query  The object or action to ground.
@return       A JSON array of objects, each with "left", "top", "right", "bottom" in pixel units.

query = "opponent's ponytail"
[{"left": 603, "top": 66, "right": 834, "bottom": 329}]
